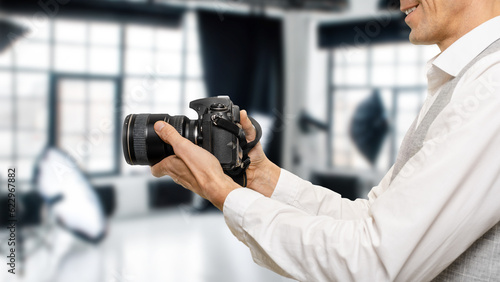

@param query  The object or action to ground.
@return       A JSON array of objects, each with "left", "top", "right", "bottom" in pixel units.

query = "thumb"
[{"left": 154, "top": 121, "right": 187, "bottom": 149}]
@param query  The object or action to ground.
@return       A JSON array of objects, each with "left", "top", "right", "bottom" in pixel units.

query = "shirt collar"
[
  {"left": 432, "top": 15, "right": 500, "bottom": 78},
  {"left": 426, "top": 53, "right": 450, "bottom": 92}
]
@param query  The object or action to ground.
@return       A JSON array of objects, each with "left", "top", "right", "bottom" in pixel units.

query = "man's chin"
[{"left": 409, "top": 31, "right": 434, "bottom": 46}]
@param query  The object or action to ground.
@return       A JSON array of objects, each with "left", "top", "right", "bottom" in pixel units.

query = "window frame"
[
  {"left": 0, "top": 11, "right": 206, "bottom": 182},
  {"left": 327, "top": 43, "right": 433, "bottom": 171},
  {"left": 48, "top": 73, "right": 123, "bottom": 177}
]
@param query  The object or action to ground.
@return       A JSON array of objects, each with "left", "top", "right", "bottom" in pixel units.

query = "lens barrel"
[{"left": 122, "top": 114, "right": 198, "bottom": 166}]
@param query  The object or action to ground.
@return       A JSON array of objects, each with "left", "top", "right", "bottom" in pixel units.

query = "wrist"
[
  {"left": 249, "top": 159, "right": 281, "bottom": 197},
  {"left": 263, "top": 162, "right": 281, "bottom": 197},
  {"left": 207, "top": 176, "right": 241, "bottom": 211}
]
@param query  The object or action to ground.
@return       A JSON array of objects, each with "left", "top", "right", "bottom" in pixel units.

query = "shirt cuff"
[
  {"left": 223, "top": 188, "right": 264, "bottom": 238},
  {"left": 270, "top": 168, "right": 305, "bottom": 205}
]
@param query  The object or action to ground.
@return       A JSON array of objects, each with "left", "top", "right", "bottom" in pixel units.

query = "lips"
[{"left": 405, "top": 6, "right": 418, "bottom": 16}]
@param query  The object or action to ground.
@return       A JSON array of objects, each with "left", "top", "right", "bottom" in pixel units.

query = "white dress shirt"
[{"left": 223, "top": 16, "right": 500, "bottom": 282}]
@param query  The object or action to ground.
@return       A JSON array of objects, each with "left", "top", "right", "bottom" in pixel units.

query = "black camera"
[{"left": 122, "top": 96, "right": 261, "bottom": 186}]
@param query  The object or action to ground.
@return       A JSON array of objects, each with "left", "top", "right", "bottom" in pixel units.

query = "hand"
[
  {"left": 240, "top": 110, "right": 281, "bottom": 197},
  {"left": 150, "top": 121, "right": 241, "bottom": 210}
]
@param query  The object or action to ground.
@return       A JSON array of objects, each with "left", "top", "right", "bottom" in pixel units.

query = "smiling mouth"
[{"left": 405, "top": 5, "right": 418, "bottom": 16}]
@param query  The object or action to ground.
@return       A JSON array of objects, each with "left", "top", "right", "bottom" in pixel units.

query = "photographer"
[{"left": 150, "top": 0, "right": 500, "bottom": 280}]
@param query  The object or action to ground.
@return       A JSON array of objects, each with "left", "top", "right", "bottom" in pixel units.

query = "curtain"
[{"left": 197, "top": 10, "right": 284, "bottom": 165}]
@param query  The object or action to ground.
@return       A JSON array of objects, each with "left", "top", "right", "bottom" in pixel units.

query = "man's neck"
[{"left": 437, "top": 9, "right": 500, "bottom": 52}]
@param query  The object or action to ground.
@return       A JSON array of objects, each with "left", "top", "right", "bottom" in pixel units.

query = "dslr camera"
[{"left": 122, "top": 96, "right": 261, "bottom": 186}]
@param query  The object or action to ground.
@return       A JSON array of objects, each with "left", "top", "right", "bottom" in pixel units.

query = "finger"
[
  {"left": 154, "top": 121, "right": 193, "bottom": 157},
  {"left": 154, "top": 120, "right": 221, "bottom": 178},
  {"left": 166, "top": 157, "right": 200, "bottom": 188},
  {"left": 154, "top": 121, "right": 182, "bottom": 145},
  {"left": 151, "top": 155, "right": 177, "bottom": 178},
  {"left": 240, "top": 110, "right": 256, "bottom": 141},
  {"left": 151, "top": 156, "right": 194, "bottom": 183},
  {"left": 151, "top": 156, "right": 202, "bottom": 195}
]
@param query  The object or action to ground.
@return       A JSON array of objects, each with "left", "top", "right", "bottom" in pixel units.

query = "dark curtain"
[
  {"left": 197, "top": 11, "right": 284, "bottom": 165},
  {"left": 318, "top": 14, "right": 409, "bottom": 48}
]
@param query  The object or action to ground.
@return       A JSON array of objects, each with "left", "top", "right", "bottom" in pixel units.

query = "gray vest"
[{"left": 390, "top": 38, "right": 500, "bottom": 281}]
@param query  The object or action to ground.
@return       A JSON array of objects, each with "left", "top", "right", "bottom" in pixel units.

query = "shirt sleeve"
[
  {"left": 223, "top": 67, "right": 500, "bottom": 281},
  {"left": 269, "top": 169, "right": 371, "bottom": 220},
  {"left": 223, "top": 188, "right": 388, "bottom": 281}
]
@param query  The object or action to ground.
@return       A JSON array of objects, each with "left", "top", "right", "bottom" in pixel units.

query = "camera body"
[
  {"left": 122, "top": 96, "right": 259, "bottom": 185},
  {"left": 189, "top": 96, "right": 243, "bottom": 171}
]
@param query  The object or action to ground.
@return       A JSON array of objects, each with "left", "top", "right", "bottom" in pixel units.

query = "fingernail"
[{"left": 155, "top": 121, "right": 166, "bottom": 132}]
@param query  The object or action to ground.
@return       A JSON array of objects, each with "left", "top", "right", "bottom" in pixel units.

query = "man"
[{"left": 150, "top": 0, "right": 500, "bottom": 280}]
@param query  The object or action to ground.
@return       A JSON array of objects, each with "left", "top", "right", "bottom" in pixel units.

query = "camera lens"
[{"left": 122, "top": 114, "right": 199, "bottom": 166}]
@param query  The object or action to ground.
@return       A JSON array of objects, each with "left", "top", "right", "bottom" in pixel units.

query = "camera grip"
[{"left": 212, "top": 116, "right": 262, "bottom": 187}]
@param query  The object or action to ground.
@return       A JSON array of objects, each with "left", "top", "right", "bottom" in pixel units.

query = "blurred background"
[{"left": 0, "top": 0, "right": 440, "bottom": 281}]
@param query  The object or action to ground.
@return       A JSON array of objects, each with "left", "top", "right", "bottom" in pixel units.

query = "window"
[
  {"left": 121, "top": 12, "right": 207, "bottom": 175},
  {"left": 329, "top": 42, "right": 439, "bottom": 171},
  {"left": 0, "top": 17, "right": 50, "bottom": 184},
  {"left": 0, "top": 11, "right": 207, "bottom": 183},
  {"left": 56, "top": 77, "right": 118, "bottom": 174},
  {"left": 54, "top": 20, "right": 120, "bottom": 74}
]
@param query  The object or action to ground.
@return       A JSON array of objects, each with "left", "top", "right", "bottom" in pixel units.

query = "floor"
[{"left": 1, "top": 208, "right": 296, "bottom": 282}]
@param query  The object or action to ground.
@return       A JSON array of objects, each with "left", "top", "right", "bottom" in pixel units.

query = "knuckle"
[
  {"left": 151, "top": 166, "right": 162, "bottom": 178},
  {"left": 151, "top": 158, "right": 173, "bottom": 178}
]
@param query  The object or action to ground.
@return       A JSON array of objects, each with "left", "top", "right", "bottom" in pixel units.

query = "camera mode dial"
[{"left": 210, "top": 103, "right": 227, "bottom": 111}]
